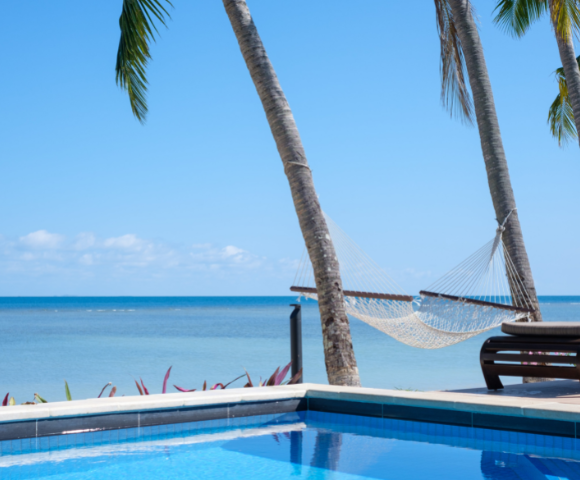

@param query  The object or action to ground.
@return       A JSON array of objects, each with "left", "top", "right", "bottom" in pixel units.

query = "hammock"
[{"left": 291, "top": 212, "right": 535, "bottom": 349}]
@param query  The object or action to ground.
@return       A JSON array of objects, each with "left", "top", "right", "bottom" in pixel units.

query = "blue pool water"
[
  {"left": 1, "top": 296, "right": 579, "bottom": 402},
  {"left": 2, "top": 411, "right": 580, "bottom": 479}
]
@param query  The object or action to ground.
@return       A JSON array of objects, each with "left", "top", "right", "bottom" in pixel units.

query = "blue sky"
[{"left": 1, "top": 1, "right": 578, "bottom": 296}]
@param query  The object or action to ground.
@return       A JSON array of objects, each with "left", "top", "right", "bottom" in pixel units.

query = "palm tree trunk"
[
  {"left": 447, "top": 0, "right": 543, "bottom": 323},
  {"left": 550, "top": 1, "right": 580, "bottom": 147},
  {"left": 222, "top": 0, "right": 361, "bottom": 386}
]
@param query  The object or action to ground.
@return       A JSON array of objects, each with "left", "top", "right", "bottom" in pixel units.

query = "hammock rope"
[{"left": 291, "top": 212, "right": 534, "bottom": 349}]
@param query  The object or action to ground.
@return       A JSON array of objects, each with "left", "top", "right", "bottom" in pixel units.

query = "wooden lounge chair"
[{"left": 480, "top": 322, "right": 580, "bottom": 390}]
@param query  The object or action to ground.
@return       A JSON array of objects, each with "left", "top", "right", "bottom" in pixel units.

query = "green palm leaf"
[
  {"left": 493, "top": 0, "right": 580, "bottom": 39},
  {"left": 551, "top": 0, "right": 580, "bottom": 40},
  {"left": 493, "top": 0, "right": 548, "bottom": 37},
  {"left": 548, "top": 56, "right": 579, "bottom": 146},
  {"left": 434, "top": 0, "right": 474, "bottom": 124},
  {"left": 116, "top": 0, "right": 172, "bottom": 123}
]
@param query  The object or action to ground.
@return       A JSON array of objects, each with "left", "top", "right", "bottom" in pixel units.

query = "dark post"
[{"left": 290, "top": 304, "right": 303, "bottom": 383}]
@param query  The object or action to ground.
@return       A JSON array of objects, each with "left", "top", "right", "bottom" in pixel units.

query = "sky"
[{"left": 0, "top": 1, "right": 578, "bottom": 296}]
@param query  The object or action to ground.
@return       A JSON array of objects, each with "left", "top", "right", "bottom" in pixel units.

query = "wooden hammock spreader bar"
[
  {"left": 290, "top": 286, "right": 414, "bottom": 303},
  {"left": 419, "top": 290, "right": 535, "bottom": 314}
]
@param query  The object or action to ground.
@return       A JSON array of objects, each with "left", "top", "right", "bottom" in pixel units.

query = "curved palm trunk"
[
  {"left": 448, "top": 0, "right": 543, "bottom": 323},
  {"left": 222, "top": 0, "right": 360, "bottom": 386},
  {"left": 550, "top": 1, "right": 580, "bottom": 147}
]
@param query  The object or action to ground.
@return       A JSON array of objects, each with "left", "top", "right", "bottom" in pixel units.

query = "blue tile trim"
[
  {"left": 307, "top": 399, "right": 577, "bottom": 439},
  {"left": 229, "top": 398, "right": 306, "bottom": 419},
  {"left": 308, "top": 398, "right": 382, "bottom": 417},
  {"left": 0, "top": 420, "right": 36, "bottom": 442},
  {"left": 1, "top": 394, "right": 578, "bottom": 444},
  {"left": 382, "top": 404, "right": 472, "bottom": 427},
  {"left": 473, "top": 413, "right": 575, "bottom": 438},
  {"left": 0, "top": 398, "right": 305, "bottom": 442},
  {"left": 139, "top": 405, "right": 228, "bottom": 427},
  {"left": 36, "top": 412, "right": 139, "bottom": 437}
]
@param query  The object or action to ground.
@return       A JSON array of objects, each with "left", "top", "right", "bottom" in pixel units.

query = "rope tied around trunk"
[
  {"left": 497, "top": 208, "right": 517, "bottom": 233},
  {"left": 285, "top": 161, "right": 311, "bottom": 172}
]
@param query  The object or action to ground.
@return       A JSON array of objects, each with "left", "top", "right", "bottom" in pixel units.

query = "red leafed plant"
[
  {"left": 242, "top": 361, "right": 302, "bottom": 388},
  {"left": 1, "top": 361, "right": 303, "bottom": 407}
]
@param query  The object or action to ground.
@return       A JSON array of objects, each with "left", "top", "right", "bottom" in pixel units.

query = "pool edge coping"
[
  {"left": 3, "top": 383, "right": 580, "bottom": 423},
  {"left": 2, "top": 383, "right": 580, "bottom": 441}
]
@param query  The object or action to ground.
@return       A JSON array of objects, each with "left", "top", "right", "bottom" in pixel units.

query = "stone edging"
[{"left": 2, "top": 383, "right": 580, "bottom": 441}]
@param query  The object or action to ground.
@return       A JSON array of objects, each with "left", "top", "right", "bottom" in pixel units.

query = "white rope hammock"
[{"left": 291, "top": 212, "right": 535, "bottom": 349}]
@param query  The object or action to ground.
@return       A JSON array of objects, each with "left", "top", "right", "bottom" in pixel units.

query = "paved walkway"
[{"left": 450, "top": 380, "right": 580, "bottom": 406}]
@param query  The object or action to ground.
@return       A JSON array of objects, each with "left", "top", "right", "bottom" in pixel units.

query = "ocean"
[{"left": 1, "top": 296, "right": 579, "bottom": 403}]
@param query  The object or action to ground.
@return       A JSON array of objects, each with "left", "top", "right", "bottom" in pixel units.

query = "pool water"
[{"left": 3, "top": 412, "right": 580, "bottom": 479}]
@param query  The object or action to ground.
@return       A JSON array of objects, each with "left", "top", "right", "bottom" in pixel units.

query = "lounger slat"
[
  {"left": 482, "top": 353, "right": 578, "bottom": 364},
  {"left": 483, "top": 364, "right": 580, "bottom": 380},
  {"left": 481, "top": 342, "right": 574, "bottom": 352},
  {"left": 489, "top": 336, "right": 580, "bottom": 345}
]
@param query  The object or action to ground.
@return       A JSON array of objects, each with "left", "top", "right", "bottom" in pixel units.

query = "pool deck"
[
  {"left": 3, "top": 381, "right": 580, "bottom": 442},
  {"left": 449, "top": 380, "right": 580, "bottom": 405}
]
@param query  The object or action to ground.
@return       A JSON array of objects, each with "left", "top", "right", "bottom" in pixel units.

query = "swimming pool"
[{"left": 2, "top": 410, "right": 580, "bottom": 479}]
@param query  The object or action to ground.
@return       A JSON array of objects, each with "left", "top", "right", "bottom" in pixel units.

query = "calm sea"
[{"left": 0, "top": 296, "right": 579, "bottom": 403}]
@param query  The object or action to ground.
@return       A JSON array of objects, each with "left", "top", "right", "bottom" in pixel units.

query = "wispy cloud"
[
  {"left": 19, "top": 230, "right": 65, "bottom": 249},
  {"left": 0, "top": 230, "right": 309, "bottom": 295},
  {"left": 0, "top": 231, "right": 273, "bottom": 277}
]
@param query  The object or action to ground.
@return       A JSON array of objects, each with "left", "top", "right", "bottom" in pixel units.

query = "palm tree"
[
  {"left": 494, "top": 0, "right": 580, "bottom": 149},
  {"left": 548, "top": 55, "right": 580, "bottom": 145},
  {"left": 436, "top": 0, "right": 543, "bottom": 321},
  {"left": 114, "top": 0, "right": 360, "bottom": 386}
]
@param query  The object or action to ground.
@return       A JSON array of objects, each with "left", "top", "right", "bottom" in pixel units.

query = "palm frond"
[
  {"left": 550, "top": 0, "right": 580, "bottom": 40},
  {"left": 547, "top": 56, "right": 579, "bottom": 146},
  {"left": 434, "top": 0, "right": 474, "bottom": 124},
  {"left": 115, "top": 0, "right": 172, "bottom": 123},
  {"left": 493, "top": 0, "right": 548, "bottom": 37}
]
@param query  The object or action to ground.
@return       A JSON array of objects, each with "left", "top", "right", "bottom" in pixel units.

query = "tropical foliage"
[
  {"left": 116, "top": 0, "right": 173, "bottom": 123},
  {"left": 493, "top": 0, "right": 580, "bottom": 145},
  {"left": 434, "top": 0, "right": 474, "bottom": 123},
  {"left": 1, "top": 362, "right": 302, "bottom": 405},
  {"left": 494, "top": 0, "right": 580, "bottom": 39},
  {"left": 548, "top": 56, "right": 580, "bottom": 145}
]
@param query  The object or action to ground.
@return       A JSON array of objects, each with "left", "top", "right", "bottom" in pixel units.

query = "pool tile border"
[
  {"left": 308, "top": 398, "right": 382, "bottom": 418},
  {"left": 2, "top": 384, "right": 580, "bottom": 443},
  {"left": 0, "top": 398, "right": 307, "bottom": 442},
  {"left": 310, "top": 399, "right": 578, "bottom": 437}
]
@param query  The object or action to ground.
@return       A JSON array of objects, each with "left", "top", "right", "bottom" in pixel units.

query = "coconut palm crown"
[{"left": 493, "top": 0, "right": 580, "bottom": 147}]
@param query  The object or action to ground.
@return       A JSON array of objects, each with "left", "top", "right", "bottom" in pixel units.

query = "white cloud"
[
  {"left": 222, "top": 245, "right": 245, "bottom": 258},
  {"left": 0, "top": 231, "right": 276, "bottom": 279},
  {"left": 104, "top": 234, "right": 142, "bottom": 250},
  {"left": 19, "top": 230, "right": 64, "bottom": 249},
  {"left": 74, "top": 232, "right": 96, "bottom": 250}
]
